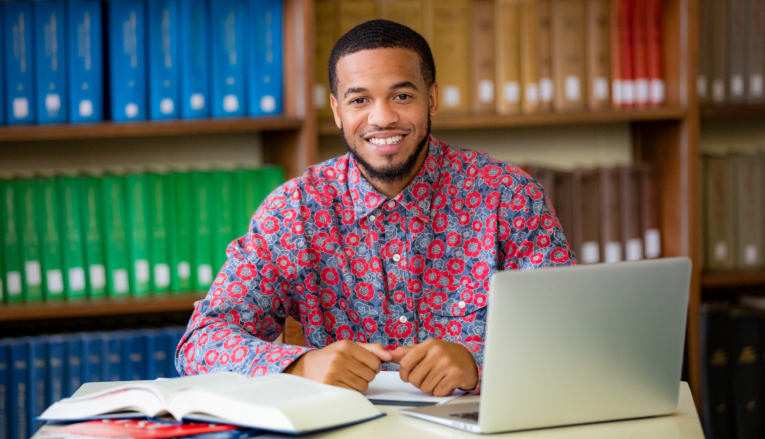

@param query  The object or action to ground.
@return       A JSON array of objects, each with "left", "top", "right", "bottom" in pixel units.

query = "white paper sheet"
[{"left": 362, "top": 371, "right": 464, "bottom": 405}]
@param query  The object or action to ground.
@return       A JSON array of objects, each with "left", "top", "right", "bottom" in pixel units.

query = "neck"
[{"left": 360, "top": 143, "right": 429, "bottom": 198}]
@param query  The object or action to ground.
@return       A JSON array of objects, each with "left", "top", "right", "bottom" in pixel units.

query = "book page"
[{"left": 363, "top": 371, "right": 465, "bottom": 405}]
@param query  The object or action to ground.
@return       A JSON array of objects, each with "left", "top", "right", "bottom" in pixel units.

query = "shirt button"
[
  {"left": 458, "top": 301, "right": 466, "bottom": 309},
  {"left": 393, "top": 254, "right": 401, "bottom": 262},
  {"left": 388, "top": 201, "right": 396, "bottom": 208},
  {"left": 399, "top": 316, "right": 408, "bottom": 323},
  {"left": 369, "top": 215, "right": 376, "bottom": 222}
]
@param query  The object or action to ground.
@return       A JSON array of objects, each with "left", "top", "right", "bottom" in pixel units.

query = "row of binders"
[
  {"left": 315, "top": 0, "right": 666, "bottom": 118},
  {"left": 525, "top": 164, "right": 662, "bottom": 264},
  {"left": 703, "top": 153, "right": 765, "bottom": 270},
  {"left": 698, "top": 0, "right": 765, "bottom": 106},
  {"left": 0, "top": 0, "right": 282, "bottom": 126},
  {"left": 0, "top": 326, "right": 187, "bottom": 439},
  {"left": 0, "top": 166, "right": 284, "bottom": 304},
  {"left": 699, "top": 301, "right": 765, "bottom": 439}
]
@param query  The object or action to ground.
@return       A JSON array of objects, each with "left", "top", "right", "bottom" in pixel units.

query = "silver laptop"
[{"left": 402, "top": 258, "right": 691, "bottom": 434}]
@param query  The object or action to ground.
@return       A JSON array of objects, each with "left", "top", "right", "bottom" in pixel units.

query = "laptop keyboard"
[{"left": 449, "top": 411, "right": 479, "bottom": 422}]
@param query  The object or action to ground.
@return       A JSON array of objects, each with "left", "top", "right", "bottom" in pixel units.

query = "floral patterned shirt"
[{"left": 176, "top": 135, "right": 576, "bottom": 392}]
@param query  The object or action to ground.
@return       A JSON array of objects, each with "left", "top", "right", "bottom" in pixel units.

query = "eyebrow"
[{"left": 342, "top": 81, "right": 419, "bottom": 98}]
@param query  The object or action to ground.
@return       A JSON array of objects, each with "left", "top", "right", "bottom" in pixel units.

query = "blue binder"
[
  {"left": 9, "top": 340, "right": 28, "bottom": 439},
  {"left": 148, "top": 0, "right": 179, "bottom": 120},
  {"left": 164, "top": 327, "right": 185, "bottom": 377},
  {"left": 81, "top": 332, "right": 102, "bottom": 384},
  {"left": 246, "top": 0, "right": 283, "bottom": 117},
  {"left": 144, "top": 329, "right": 169, "bottom": 379},
  {"left": 34, "top": 1, "right": 67, "bottom": 124},
  {"left": 27, "top": 337, "right": 46, "bottom": 434},
  {"left": 64, "top": 334, "right": 83, "bottom": 397},
  {"left": 107, "top": 0, "right": 146, "bottom": 122},
  {"left": 102, "top": 332, "right": 123, "bottom": 382},
  {"left": 0, "top": 340, "right": 10, "bottom": 439},
  {"left": 179, "top": 0, "right": 209, "bottom": 119},
  {"left": 122, "top": 331, "right": 146, "bottom": 381},
  {"left": 210, "top": 0, "right": 245, "bottom": 118},
  {"left": 67, "top": 1, "right": 103, "bottom": 123},
  {"left": 0, "top": 4, "right": 6, "bottom": 125},
  {"left": 4, "top": 2, "right": 35, "bottom": 125},
  {"left": 45, "top": 335, "right": 65, "bottom": 406}
]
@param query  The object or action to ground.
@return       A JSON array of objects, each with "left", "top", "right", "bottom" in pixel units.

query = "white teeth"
[{"left": 368, "top": 135, "right": 403, "bottom": 145}]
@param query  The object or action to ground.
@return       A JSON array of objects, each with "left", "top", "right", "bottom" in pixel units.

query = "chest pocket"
[{"left": 416, "top": 288, "right": 488, "bottom": 318}]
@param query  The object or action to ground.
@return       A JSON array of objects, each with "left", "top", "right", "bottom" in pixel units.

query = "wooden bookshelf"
[
  {"left": 702, "top": 270, "right": 765, "bottom": 289},
  {"left": 0, "top": 294, "right": 206, "bottom": 323},
  {"left": 700, "top": 105, "right": 765, "bottom": 120},
  {"left": 318, "top": 106, "right": 688, "bottom": 135}
]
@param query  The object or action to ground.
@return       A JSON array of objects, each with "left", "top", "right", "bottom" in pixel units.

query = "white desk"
[{"left": 299, "top": 382, "right": 705, "bottom": 439}]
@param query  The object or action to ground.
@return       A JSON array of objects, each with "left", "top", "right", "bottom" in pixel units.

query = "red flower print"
[
  {"left": 213, "top": 272, "right": 227, "bottom": 286},
  {"left": 550, "top": 246, "right": 570, "bottom": 264},
  {"left": 517, "top": 240, "right": 534, "bottom": 258},
  {"left": 365, "top": 230, "right": 379, "bottom": 248},
  {"left": 350, "top": 258, "right": 369, "bottom": 277},
  {"left": 541, "top": 213, "right": 555, "bottom": 230},
  {"left": 282, "top": 209, "right": 297, "bottom": 223},
  {"left": 409, "top": 254, "right": 425, "bottom": 275},
  {"left": 408, "top": 217, "right": 425, "bottom": 234},
  {"left": 369, "top": 257, "right": 383, "bottom": 273},
  {"left": 525, "top": 183, "right": 543, "bottom": 200},
  {"left": 431, "top": 193, "right": 447, "bottom": 210},
  {"left": 447, "top": 258, "right": 465, "bottom": 275},
  {"left": 423, "top": 268, "right": 442, "bottom": 286},
  {"left": 385, "top": 273, "right": 398, "bottom": 290},
  {"left": 313, "top": 210, "right": 331, "bottom": 228},
  {"left": 431, "top": 213, "right": 448, "bottom": 233},
  {"left": 462, "top": 177, "right": 475, "bottom": 191},
  {"left": 323, "top": 312, "right": 336, "bottom": 331},
  {"left": 223, "top": 335, "right": 242, "bottom": 349},
  {"left": 226, "top": 282, "right": 248, "bottom": 299},
  {"left": 427, "top": 291, "right": 448, "bottom": 310},
  {"left": 336, "top": 325, "right": 354, "bottom": 340},
  {"left": 485, "top": 191, "right": 501, "bottom": 210},
  {"left": 265, "top": 351, "right": 284, "bottom": 364},
  {"left": 530, "top": 253, "right": 544, "bottom": 264},
  {"left": 279, "top": 233, "right": 296, "bottom": 251},
  {"left": 465, "top": 190, "right": 482, "bottom": 209},
  {"left": 365, "top": 192, "right": 382, "bottom": 209},
  {"left": 356, "top": 332, "right": 367, "bottom": 343},
  {"left": 307, "top": 309, "right": 322, "bottom": 326},
  {"left": 407, "top": 279, "right": 422, "bottom": 294},
  {"left": 297, "top": 249, "right": 321, "bottom": 268},
  {"left": 212, "top": 328, "right": 232, "bottom": 342},
  {"left": 356, "top": 282, "right": 375, "bottom": 301},
  {"left": 464, "top": 238, "right": 482, "bottom": 257},
  {"left": 536, "top": 234, "right": 551, "bottom": 248},
  {"left": 362, "top": 317, "right": 378, "bottom": 333},
  {"left": 261, "top": 264, "right": 279, "bottom": 282},
  {"left": 383, "top": 239, "right": 404, "bottom": 259},
  {"left": 321, "top": 268, "right": 340, "bottom": 286},
  {"left": 345, "top": 232, "right": 360, "bottom": 247},
  {"left": 320, "top": 288, "right": 337, "bottom": 308},
  {"left": 447, "top": 184, "right": 459, "bottom": 197},
  {"left": 259, "top": 280, "right": 276, "bottom": 296},
  {"left": 204, "top": 349, "right": 219, "bottom": 366},
  {"left": 348, "top": 309, "right": 360, "bottom": 324},
  {"left": 509, "top": 193, "right": 527, "bottom": 211},
  {"left": 457, "top": 211, "right": 471, "bottom": 226},
  {"left": 232, "top": 346, "right": 249, "bottom": 363},
  {"left": 393, "top": 290, "right": 406, "bottom": 303},
  {"left": 482, "top": 234, "right": 496, "bottom": 251},
  {"left": 471, "top": 261, "right": 491, "bottom": 280},
  {"left": 305, "top": 272, "right": 318, "bottom": 292},
  {"left": 340, "top": 209, "right": 355, "bottom": 225},
  {"left": 450, "top": 197, "right": 464, "bottom": 214},
  {"left": 261, "top": 216, "right": 281, "bottom": 234},
  {"left": 235, "top": 264, "right": 257, "bottom": 281},
  {"left": 527, "top": 215, "right": 540, "bottom": 230},
  {"left": 474, "top": 293, "right": 487, "bottom": 307},
  {"left": 447, "top": 320, "right": 462, "bottom": 337},
  {"left": 427, "top": 240, "right": 446, "bottom": 259},
  {"left": 250, "top": 365, "right": 268, "bottom": 377},
  {"left": 276, "top": 255, "right": 297, "bottom": 280},
  {"left": 412, "top": 183, "right": 430, "bottom": 201},
  {"left": 290, "top": 222, "right": 305, "bottom": 235},
  {"left": 391, "top": 321, "right": 413, "bottom": 338}
]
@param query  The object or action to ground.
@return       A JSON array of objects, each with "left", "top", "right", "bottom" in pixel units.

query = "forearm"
[{"left": 456, "top": 340, "right": 484, "bottom": 394}]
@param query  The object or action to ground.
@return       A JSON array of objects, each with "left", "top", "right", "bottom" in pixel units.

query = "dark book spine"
[
  {"left": 730, "top": 309, "right": 765, "bottom": 439},
  {"left": 700, "top": 304, "right": 734, "bottom": 439}
]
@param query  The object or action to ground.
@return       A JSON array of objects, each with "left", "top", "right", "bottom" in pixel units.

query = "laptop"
[{"left": 402, "top": 258, "right": 692, "bottom": 434}]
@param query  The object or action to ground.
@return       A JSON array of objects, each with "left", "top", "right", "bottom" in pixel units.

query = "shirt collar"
[{"left": 347, "top": 134, "right": 442, "bottom": 221}]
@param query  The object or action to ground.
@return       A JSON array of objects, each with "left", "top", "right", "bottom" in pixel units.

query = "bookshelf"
[
  {"left": 700, "top": 105, "right": 765, "bottom": 120},
  {"left": 702, "top": 270, "right": 765, "bottom": 289}
]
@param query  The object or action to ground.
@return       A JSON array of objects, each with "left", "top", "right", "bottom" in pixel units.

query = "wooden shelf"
[
  {"left": 318, "top": 106, "right": 687, "bottom": 135},
  {"left": 702, "top": 270, "right": 765, "bottom": 289},
  {"left": 700, "top": 105, "right": 765, "bottom": 120},
  {"left": 0, "top": 293, "right": 206, "bottom": 322},
  {"left": 0, "top": 116, "right": 304, "bottom": 142}
]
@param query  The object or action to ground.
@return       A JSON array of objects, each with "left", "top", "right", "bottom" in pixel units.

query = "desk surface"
[{"left": 301, "top": 382, "right": 704, "bottom": 439}]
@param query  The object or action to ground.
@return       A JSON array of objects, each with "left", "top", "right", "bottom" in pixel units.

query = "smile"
[{"left": 367, "top": 135, "right": 404, "bottom": 146}]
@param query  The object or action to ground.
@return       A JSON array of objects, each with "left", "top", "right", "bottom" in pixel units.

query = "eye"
[
  {"left": 394, "top": 94, "right": 411, "bottom": 101},
  {"left": 350, "top": 97, "right": 367, "bottom": 105}
]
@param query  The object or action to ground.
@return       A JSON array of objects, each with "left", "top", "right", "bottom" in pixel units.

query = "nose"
[{"left": 367, "top": 99, "right": 399, "bottom": 128}]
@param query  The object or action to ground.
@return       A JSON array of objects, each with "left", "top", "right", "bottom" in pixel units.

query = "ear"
[
  {"left": 330, "top": 93, "right": 342, "bottom": 129},
  {"left": 428, "top": 82, "right": 439, "bottom": 117}
]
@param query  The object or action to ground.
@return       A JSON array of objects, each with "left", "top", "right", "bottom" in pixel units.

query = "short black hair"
[{"left": 328, "top": 19, "right": 436, "bottom": 97}]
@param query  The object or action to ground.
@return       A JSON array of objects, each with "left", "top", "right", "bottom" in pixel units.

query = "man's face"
[{"left": 330, "top": 48, "right": 439, "bottom": 184}]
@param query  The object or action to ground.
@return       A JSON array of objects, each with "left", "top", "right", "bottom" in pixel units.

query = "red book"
[
  {"left": 610, "top": 0, "right": 623, "bottom": 107},
  {"left": 38, "top": 419, "right": 238, "bottom": 439},
  {"left": 619, "top": 0, "right": 635, "bottom": 107},
  {"left": 632, "top": 0, "right": 649, "bottom": 106},
  {"left": 646, "top": 0, "right": 665, "bottom": 105}
]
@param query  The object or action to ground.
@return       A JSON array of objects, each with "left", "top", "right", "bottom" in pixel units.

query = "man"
[{"left": 177, "top": 20, "right": 574, "bottom": 397}]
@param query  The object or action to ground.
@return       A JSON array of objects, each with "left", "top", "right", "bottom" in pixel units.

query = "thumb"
[
  {"left": 388, "top": 345, "right": 415, "bottom": 363},
  {"left": 360, "top": 343, "right": 393, "bottom": 362}
]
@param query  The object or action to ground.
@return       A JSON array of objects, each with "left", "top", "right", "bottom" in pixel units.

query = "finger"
[
  {"left": 388, "top": 345, "right": 415, "bottom": 363},
  {"left": 407, "top": 354, "right": 435, "bottom": 388},
  {"left": 360, "top": 343, "right": 393, "bottom": 362},
  {"left": 348, "top": 343, "right": 384, "bottom": 373},
  {"left": 331, "top": 381, "right": 357, "bottom": 391},
  {"left": 337, "top": 369, "right": 371, "bottom": 392},
  {"left": 433, "top": 373, "right": 458, "bottom": 397},
  {"left": 398, "top": 345, "right": 429, "bottom": 383},
  {"left": 419, "top": 367, "right": 447, "bottom": 395},
  {"left": 346, "top": 358, "right": 378, "bottom": 383}
]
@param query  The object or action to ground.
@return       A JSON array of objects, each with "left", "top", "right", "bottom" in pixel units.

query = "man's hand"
[
  {"left": 389, "top": 338, "right": 478, "bottom": 397},
  {"left": 283, "top": 340, "right": 392, "bottom": 391}
]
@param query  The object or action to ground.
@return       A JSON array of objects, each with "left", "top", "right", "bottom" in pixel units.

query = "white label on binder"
[
  {"left": 90, "top": 264, "right": 106, "bottom": 288},
  {"left": 745, "top": 245, "right": 759, "bottom": 265},
  {"left": 260, "top": 95, "right": 276, "bottom": 113},
  {"left": 125, "top": 103, "right": 139, "bottom": 118},
  {"left": 594, "top": 77, "right": 609, "bottom": 100},
  {"left": 581, "top": 242, "right": 599, "bottom": 264},
  {"left": 136, "top": 259, "right": 150, "bottom": 282},
  {"left": 7, "top": 271, "right": 21, "bottom": 295},
  {"left": 154, "top": 264, "right": 170, "bottom": 287},
  {"left": 731, "top": 75, "right": 744, "bottom": 97},
  {"left": 178, "top": 261, "right": 191, "bottom": 279},
  {"left": 622, "top": 81, "right": 635, "bottom": 104},
  {"left": 114, "top": 269, "right": 129, "bottom": 293},
  {"left": 626, "top": 239, "right": 643, "bottom": 261},
  {"left": 13, "top": 98, "right": 29, "bottom": 119},
  {"left": 46, "top": 93, "right": 61, "bottom": 112},
  {"left": 645, "top": 229, "right": 661, "bottom": 259},
  {"left": 612, "top": 79, "right": 623, "bottom": 105},
  {"left": 604, "top": 242, "right": 623, "bottom": 263},
  {"left": 47, "top": 270, "right": 64, "bottom": 293},
  {"left": 444, "top": 86, "right": 461, "bottom": 107},
  {"left": 713, "top": 79, "right": 725, "bottom": 103},
  {"left": 79, "top": 99, "right": 94, "bottom": 117},
  {"left": 635, "top": 79, "right": 649, "bottom": 103},
  {"left": 539, "top": 78, "right": 554, "bottom": 102},
  {"left": 565, "top": 75, "right": 581, "bottom": 101},
  {"left": 198, "top": 264, "right": 213, "bottom": 285},
  {"left": 650, "top": 79, "right": 666, "bottom": 104},
  {"left": 697, "top": 76, "right": 707, "bottom": 98},
  {"left": 525, "top": 83, "right": 539, "bottom": 104},
  {"left": 160, "top": 98, "right": 175, "bottom": 114},
  {"left": 714, "top": 241, "right": 728, "bottom": 261},
  {"left": 190, "top": 93, "right": 205, "bottom": 110},
  {"left": 0, "top": 279, "right": 3, "bottom": 299},
  {"left": 223, "top": 95, "right": 240, "bottom": 112},
  {"left": 503, "top": 82, "right": 520, "bottom": 104},
  {"left": 750, "top": 75, "right": 763, "bottom": 97},
  {"left": 69, "top": 267, "right": 86, "bottom": 291},
  {"left": 478, "top": 80, "right": 494, "bottom": 103},
  {"left": 313, "top": 84, "right": 327, "bottom": 109},
  {"left": 26, "top": 260, "right": 41, "bottom": 286}
]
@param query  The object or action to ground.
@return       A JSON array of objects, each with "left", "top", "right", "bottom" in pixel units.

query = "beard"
[{"left": 340, "top": 117, "right": 432, "bottom": 185}]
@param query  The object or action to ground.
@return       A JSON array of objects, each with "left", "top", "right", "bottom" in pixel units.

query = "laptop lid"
[{"left": 479, "top": 258, "right": 691, "bottom": 433}]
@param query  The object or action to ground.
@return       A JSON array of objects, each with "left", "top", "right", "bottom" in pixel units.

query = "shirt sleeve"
[
  {"left": 499, "top": 177, "right": 577, "bottom": 270},
  {"left": 175, "top": 186, "right": 313, "bottom": 377}
]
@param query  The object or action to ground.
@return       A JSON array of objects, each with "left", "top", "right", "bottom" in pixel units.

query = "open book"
[{"left": 39, "top": 373, "right": 383, "bottom": 434}]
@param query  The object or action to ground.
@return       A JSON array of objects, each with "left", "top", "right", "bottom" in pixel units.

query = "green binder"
[
  {"left": 1, "top": 180, "right": 24, "bottom": 304},
  {"left": 191, "top": 172, "right": 214, "bottom": 291},
  {"left": 212, "top": 171, "right": 238, "bottom": 272},
  {"left": 125, "top": 174, "right": 151, "bottom": 296},
  {"left": 168, "top": 172, "right": 193, "bottom": 294},
  {"left": 17, "top": 180, "right": 43, "bottom": 302},
  {"left": 237, "top": 168, "right": 262, "bottom": 235},
  {"left": 101, "top": 176, "right": 130, "bottom": 297},
  {"left": 37, "top": 179, "right": 66, "bottom": 301},
  {"left": 57, "top": 177, "right": 87, "bottom": 301},
  {"left": 79, "top": 177, "right": 106, "bottom": 298},
  {"left": 147, "top": 173, "right": 170, "bottom": 294}
]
